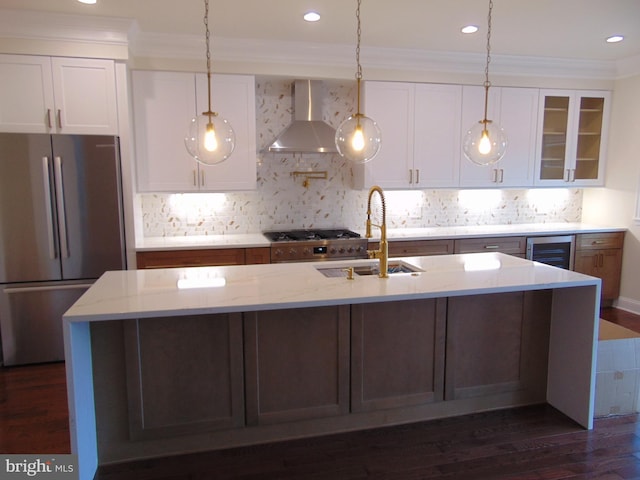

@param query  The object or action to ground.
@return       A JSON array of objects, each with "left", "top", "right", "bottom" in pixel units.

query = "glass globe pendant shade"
[
  {"left": 335, "top": 114, "right": 382, "bottom": 164},
  {"left": 185, "top": 113, "right": 235, "bottom": 166},
  {"left": 462, "top": 120, "right": 507, "bottom": 166}
]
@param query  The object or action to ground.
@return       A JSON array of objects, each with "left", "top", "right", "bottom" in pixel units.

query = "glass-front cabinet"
[{"left": 534, "top": 90, "right": 610, "bottom": 186}]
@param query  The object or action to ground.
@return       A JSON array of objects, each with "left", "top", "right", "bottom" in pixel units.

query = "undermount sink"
[{"left": 316, "top": 261, "right": 423, "bottom": 278}]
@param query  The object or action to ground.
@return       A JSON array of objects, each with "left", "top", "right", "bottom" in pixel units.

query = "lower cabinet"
[
  {"left": 124, "top": 314, "right": 245, "bottom": 440},
  {"left": 454, "top": 236, "right": 527, "bottom": 257},
  {"left": 243, "top": 306, "right": 351, "bottom": 425},
  {"left": 369, "top": 239, "right": 454, "bottom": 257},
  {"left": 351, "top": 299, "right": 446, "bottom": 412},
  {"left": 574, "top": 232, "right": 624, "bottom": 304},
  {"left": 136, "top": 247, "right": 270, "bottom": 268},
  {"left": 122, "top": 294, "right": 551, "bottom": 441},
  {"left": 446, "top": 291, "right": 551, "bottom": 400}
]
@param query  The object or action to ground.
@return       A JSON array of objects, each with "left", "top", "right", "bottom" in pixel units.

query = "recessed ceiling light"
[
  {"left": 461, "top": 25, "right": 479, "bottom": 34},
  {"left": 606, "top": 35, "right": 624, "bottom": 43},
  {"left": 303, "top": 11, "right": 321, "bottom": 22}
]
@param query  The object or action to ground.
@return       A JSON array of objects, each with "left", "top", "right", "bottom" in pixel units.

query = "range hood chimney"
[{"left": 267, "top": 80, "right": 338, "bottom": 154}]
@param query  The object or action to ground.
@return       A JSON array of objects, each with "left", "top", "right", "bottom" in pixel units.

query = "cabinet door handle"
[
  {"left": 492, "top": 169, "right": 498, "bottom": 183},
  {"left": 564, "top": 169, "right": 570, "bottom": 182},
  {"left": 571, "top": 169, "right": 576, "bottom": 182},
  {"left": 200, "top": 170, "right": 205, "bottom": 186},
  {"left": 193, "top": 170, "right": 197, "bottom": 186},
  {"left": 409, "top": 169, "right": 413, "bottom": 184},
  {"left": 599, "top": 253, "right": 604, "bottom": 267},
  {"left": 56, "top": 109, "right": 62, "bottom": 129},
  {"left": 499, "top": 169, "right": 504, "bottom": 183},
  {"left": 416, "top": 169, "right": 420, "bottom": 184},
  {"left": 46, "top": 109, "right": 52, "bottom": 129}
]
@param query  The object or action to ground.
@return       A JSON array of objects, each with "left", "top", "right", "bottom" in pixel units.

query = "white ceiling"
[{"left": 0, "top": 0, "right": 639, "bottom": 63}]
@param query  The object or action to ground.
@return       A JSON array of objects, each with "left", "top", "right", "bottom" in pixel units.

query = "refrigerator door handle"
[
  {"left": 4, "top": 283, "right": 93, "bottom": 294},
  {"left": 54, "top": 156, "right": 70, "bottom": 258},
  {"left": 42, "top": 156, "right": 57, "bottom": 260}
]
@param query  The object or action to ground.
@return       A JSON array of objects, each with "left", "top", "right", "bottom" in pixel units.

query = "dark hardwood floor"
[
  {"left": 601, "top": 307, "right": 640, "bottom": 333},
  {"left": 1, "top": 307, "right": 640, "bottom": 479},
  {"left": 0, "top": 361, "right": 70, "bottom": 454}
]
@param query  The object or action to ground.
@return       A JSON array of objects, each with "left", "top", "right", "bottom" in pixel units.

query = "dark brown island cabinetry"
[
  {"left": 351, "top": 299, "right": 446, "bottom": 412},
  {"left": 244, "top": 306, "right": 351, "bottom": 425},
  {"left": 123, "top": 314, "right": 245, "bottom": 440},
  {"left": 574, "top": 232, "right": 624, "bottom": 305},
  {"left": 446, "top": 291, "right": 551, "bottom": 401},
  {"left": 111, "top": 292, "right": 552, "bottom": 449},
  {"left": 136, "top": 247, "right": 270, "bottom": 268}
]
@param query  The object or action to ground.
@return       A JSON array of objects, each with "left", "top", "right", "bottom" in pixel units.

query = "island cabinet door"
[
  {"left": 124, "top": 314, "right": 245, "bottom": 440},
  {"left": 244, "top": 306, "right": 350, "bottom": 425},
  {"left": 445, "top": 291, "right": 552, "bottom": 401},
  {"left": 351, "top": 298, "right": 447, "bottom": 412}
]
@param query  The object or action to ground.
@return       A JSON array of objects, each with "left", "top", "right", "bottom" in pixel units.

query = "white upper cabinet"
[
  {"left": 0, "top": 54, "right": 118, "bottom": 134},
  {"left": 194, "top": 73, "right": 257, "bottom": 191},
  {"left": 353, "top": 81, "right": 414, "bottom": 189},
  {"left": 132, "top": 70, "right": 256, "bottom": 193},
  {"left": 353, "top": 81, "right": 461, "bottom": 189},
  {"left": 534, "top": 90, "right": 610, "bottom": 187},
  {"left": 459, "top": 86, "right": 538, "bottom": 188}
]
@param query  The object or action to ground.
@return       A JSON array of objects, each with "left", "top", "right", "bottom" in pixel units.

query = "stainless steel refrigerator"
[{"left": 0, "top": 134, "right": 126, "bottom": 366}]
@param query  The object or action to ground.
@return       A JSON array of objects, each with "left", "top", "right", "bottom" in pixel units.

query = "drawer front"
[
  {"left": 136, "top": 248, "right": 245, "bottom": 268},
  {"left": 576, "top": 232, "right": 624, "bottom": 250},
  {"left": 379, "top": 240, "right": 454, "bottom": 257},
  {"left": 454, "top": 237, "right": 526, "bottom": 255}
]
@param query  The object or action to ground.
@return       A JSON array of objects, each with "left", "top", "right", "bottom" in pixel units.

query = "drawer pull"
[{"left": 484, "top": 245, "right": 500, "bottom": 249}]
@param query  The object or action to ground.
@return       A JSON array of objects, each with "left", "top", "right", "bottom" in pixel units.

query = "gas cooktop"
[
  {"left": 263, "top": 229, "right": 367, "bottom": 262},
  {"left": 263, "top": 229, "right": 361, "bottom": 243}
]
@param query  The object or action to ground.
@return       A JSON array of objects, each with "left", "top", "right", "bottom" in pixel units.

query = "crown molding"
[
  {"left": 1, "top": 9, "right": 635, "bottom": 81},
  {"left": 617, "top": 54, "right": 640, "bottom": 79},
  {"left": 0, "top": 8, "right": 133, "bottom": 48},
  {"left": 131, "top": 32, "right": 622, "bottom": 81}
]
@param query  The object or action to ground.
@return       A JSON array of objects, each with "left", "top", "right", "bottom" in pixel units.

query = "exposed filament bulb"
[
  {"left": 478, "top": 129, "right": 492, "bottom": 155},
  {"left": 351, "top": 125, "right": 365, "bottom": 152},
  {"left": 204, "top": 122, "right": 218, "bottom": 152}
]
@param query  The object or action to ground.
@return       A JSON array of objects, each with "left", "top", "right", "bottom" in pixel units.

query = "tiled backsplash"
[{"left": 138, "top": 79, "right": 582, "bottom": 237}]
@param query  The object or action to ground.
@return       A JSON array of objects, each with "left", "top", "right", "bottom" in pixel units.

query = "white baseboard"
[{"left": 613, "top": 296, "right": 640, "bottom": 316}]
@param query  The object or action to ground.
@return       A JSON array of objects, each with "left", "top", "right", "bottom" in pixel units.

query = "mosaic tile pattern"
[{"left": 138, "top": 79, "right": 583, "bottom": 237}]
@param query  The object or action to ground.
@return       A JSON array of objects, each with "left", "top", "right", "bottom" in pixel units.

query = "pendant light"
[
  {"left": 185, "top": 0, "right": 235, "bottom": 165},
  {"left": 462, "top": 0, "right": 507, "bottom": 166},
  {"left": 335, "top": 0, "right": 381, "bottom": 164}
]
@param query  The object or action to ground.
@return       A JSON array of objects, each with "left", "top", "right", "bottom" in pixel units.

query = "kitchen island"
[{"left": 64, "top": 253, "right": 601, "bottom": 480}]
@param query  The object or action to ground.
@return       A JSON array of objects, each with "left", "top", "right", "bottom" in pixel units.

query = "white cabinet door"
[
  {"left": 494, "top": 87, "right": 538, "bottom": 187},
  {"left": 0, "top": 55, "right": 55, "bottom": 133},
  {"left": 0, "top": 55, "right": 118, "bottom": 135},
  {"left": 50, "top": 57, "right": 118, "bottom": 135},
  {"left": 534, "top": 90, "right": 610, "bottom": 187},
  {"left": 459, "top": 86, "right": 538, "bottom": 188},
  {"left": 133, "top": 70, "right": 256, "bottom": 193},
  {"left": 413, "top": 84, "right": 462, "bottom": 188},
  {"left": 354, "top": 81, "right": 414, "bottom": 189},
  {"left": 195, "top": 74, "right": 256, "bottom": 191},
  {"left": 133, "top": 70, "right": 200, "bottom": 192}
]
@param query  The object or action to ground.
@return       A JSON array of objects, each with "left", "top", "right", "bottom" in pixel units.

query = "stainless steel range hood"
[{"left": 267, "top": 80, "right": 338, "bottom": 154}]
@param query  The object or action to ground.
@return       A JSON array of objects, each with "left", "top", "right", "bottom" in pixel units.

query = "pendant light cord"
[
  {"left": 482, "top": 0, "right": 493, "bottom": 125},
  {"left": 204, "top": 0, "right": 214, "bottom": 117},
  {"left": 355, "top": 0, "right": 362, "bottom": 116}
]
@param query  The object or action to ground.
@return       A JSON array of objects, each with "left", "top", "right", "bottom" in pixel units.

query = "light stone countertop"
[
  {"left": 64, "top": 252, "right": 600, "bottom": 322},
  {"left": 135, "top": 223, "right": 625, "bottom": 251}
]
